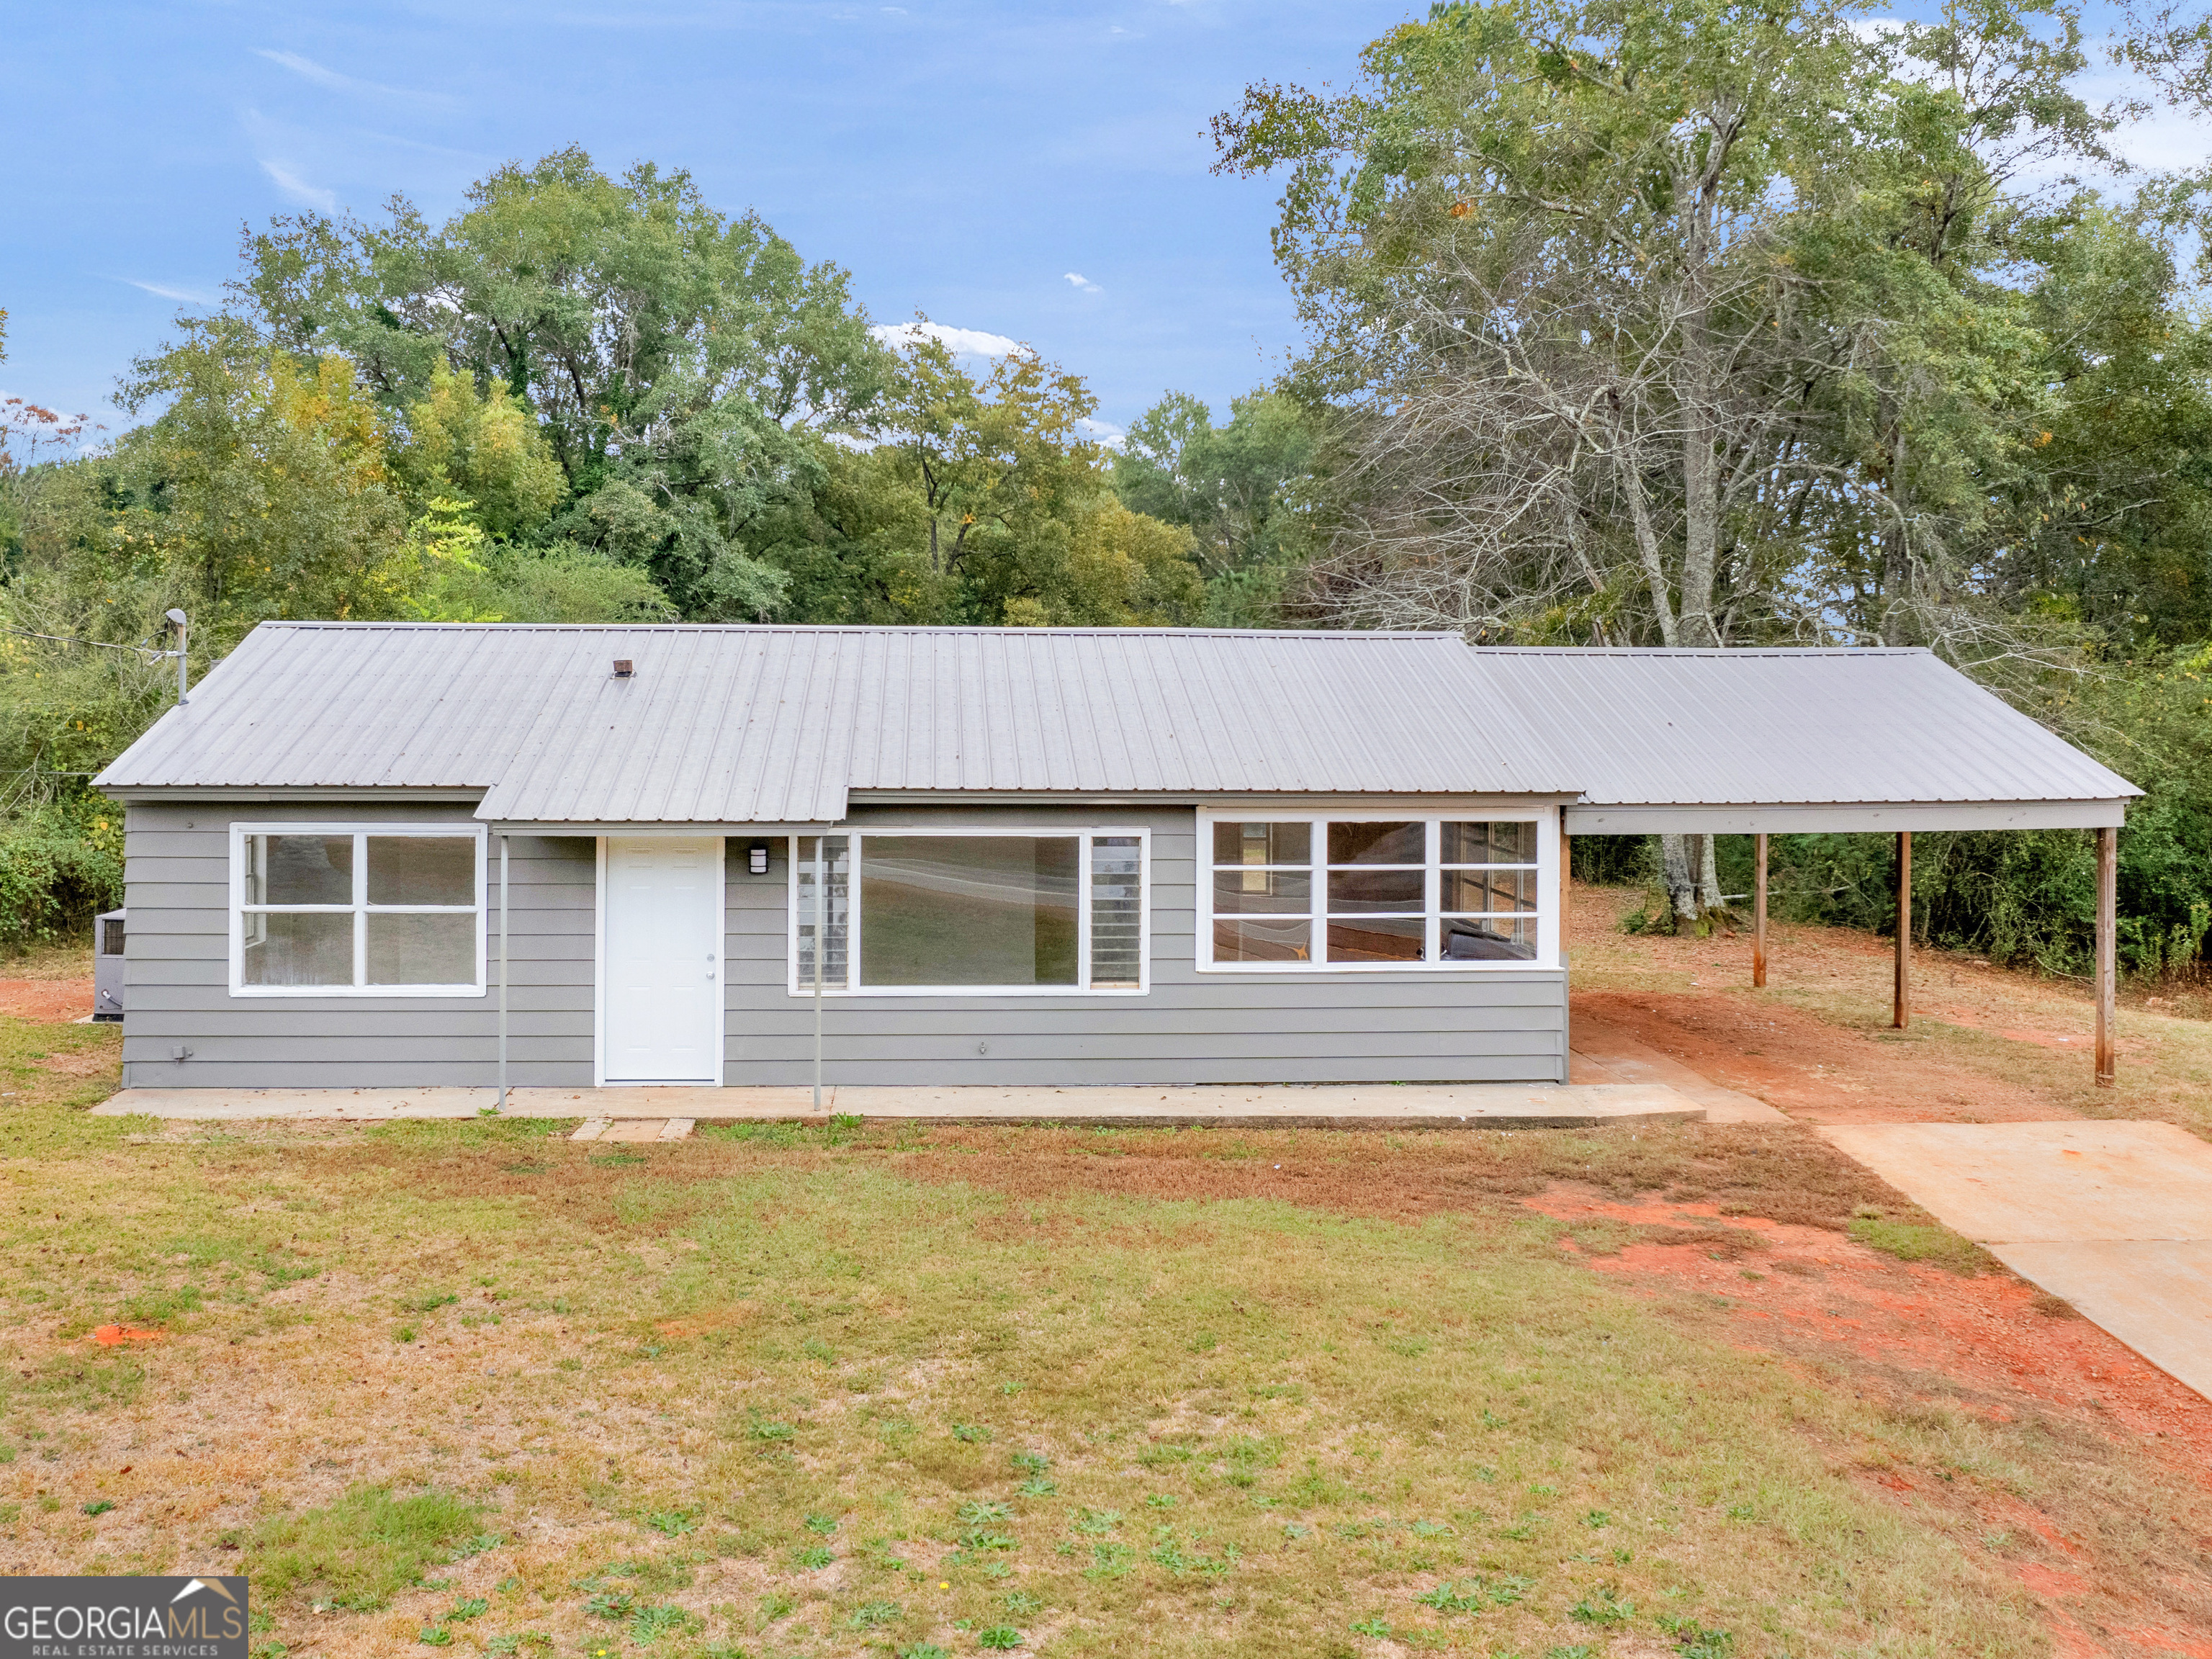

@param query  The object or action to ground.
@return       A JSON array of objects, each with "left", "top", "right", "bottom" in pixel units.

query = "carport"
[{"left": 1468, "top": 648, "right": 2143, "bottom": 1084}]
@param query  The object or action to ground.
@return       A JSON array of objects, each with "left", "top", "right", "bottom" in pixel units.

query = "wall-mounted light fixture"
[{"left": 748, "top": 842, "right": 770, "bottom": 876}]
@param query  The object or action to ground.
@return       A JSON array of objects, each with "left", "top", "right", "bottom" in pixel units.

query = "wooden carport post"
[
  {"left": 1752, "top": 833, "right": 1768, "bottom": 989},
  {"left": 2096, "top": 825, "right": 2117, "bottom": 1087},
  {"left": 1893, "top": 831, "right": 1912, "bottom": 1029}
]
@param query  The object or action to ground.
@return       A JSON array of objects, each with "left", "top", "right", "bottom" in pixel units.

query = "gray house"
[{"left": 92, "top": 623, "right": 2136, "bottom": 1093}]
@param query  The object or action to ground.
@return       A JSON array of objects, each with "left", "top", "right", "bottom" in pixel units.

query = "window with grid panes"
[{"left": 1206, "top": 815, "right": 1544, "bottom": 967}]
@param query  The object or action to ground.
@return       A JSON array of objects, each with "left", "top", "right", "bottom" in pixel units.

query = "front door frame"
[{"left": 593, "top": 834, "right": 727, "bottom": 1087}]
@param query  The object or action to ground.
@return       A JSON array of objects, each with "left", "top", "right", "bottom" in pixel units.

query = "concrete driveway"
[{"left": 1820, "top": 1120, "right": 2212, "bottom": 1401}]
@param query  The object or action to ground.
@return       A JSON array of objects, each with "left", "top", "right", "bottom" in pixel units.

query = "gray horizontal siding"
[
  {"left": 723, "top": 803, "right": 1565, "bottom": 1086},
  {"left": 120, "top": 801, "right": 595, "bottom": 1089},
  {"left": 120, "top": 798, "right": 1567, "bottom": 1089}
]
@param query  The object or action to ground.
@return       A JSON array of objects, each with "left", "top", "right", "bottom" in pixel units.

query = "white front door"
[{"left": 601, "top": 837, "right": 723, "bottom": 1084}]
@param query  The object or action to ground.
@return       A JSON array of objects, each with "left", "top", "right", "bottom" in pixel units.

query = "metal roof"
[
  {"left": 93, "top": 625, "right": 2138, "bottom": 824},
  {"left": 94, "top": 623, "right": 1578, "bottom": 822},
  {"left": 1464, "top": 647, "right": 2138, "bottom": 809}
]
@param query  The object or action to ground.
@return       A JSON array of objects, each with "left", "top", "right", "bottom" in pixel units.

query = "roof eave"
[{"left": 1566, "top": 798, "right": 2136, "bottom": 833}]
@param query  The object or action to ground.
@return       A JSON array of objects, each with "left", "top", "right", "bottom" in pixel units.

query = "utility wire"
[{"left": 0, "top": 623, "right": 176, "bottom": 660}]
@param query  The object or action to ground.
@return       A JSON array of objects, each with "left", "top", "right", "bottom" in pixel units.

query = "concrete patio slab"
[
  {"left": 1819, "top": 1120, "right": 2212, "bottom": 1401},
  {"left": 95, "top": 1080, "right": 1709, "bottom": 1129}
]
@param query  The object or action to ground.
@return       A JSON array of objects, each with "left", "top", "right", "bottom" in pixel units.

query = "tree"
[
  {"left": 387, "top": 364, "right": 567, "bottom": 540},
  {"left": 1112, "top": 390, "right": 1316, "bottom": 624},
  {"left": 114, "top": 318, "right": 414, "bottom": 638},
  {"left": 1215, "top": 0, "right": 1886, "bottom": 660},
  {"left": 1210, "top": 0, "right": 2212, "bottom": 927},
  {"left": 1982, "top": 204, "right": 2212, "bottom": 645},
  {"left": 797, "top": 330, "right": 1203, "bottom": 626},
  {"left": 238, "top": 147, "right": 893, "bottom": 618},
  {"left": 1215, "top": 0, "right": 1884, "bottom": 919}
]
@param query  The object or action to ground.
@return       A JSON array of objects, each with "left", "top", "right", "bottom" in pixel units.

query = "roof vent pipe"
[{"left": 612, "top": 659, "right": 634, "bottom": 678}]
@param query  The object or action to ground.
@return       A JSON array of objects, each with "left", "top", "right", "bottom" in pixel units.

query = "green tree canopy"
[{"left": 240, "top": 146, "right": 894, "bottom": 617}]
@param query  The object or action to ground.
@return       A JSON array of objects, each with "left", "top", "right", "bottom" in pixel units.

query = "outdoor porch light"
[{"left": 748, "top": 842, "right": 769, "bottom": 876}]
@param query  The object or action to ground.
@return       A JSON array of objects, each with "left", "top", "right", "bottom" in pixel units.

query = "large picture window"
[
  {"left": 1200, "top": 811, "right": 1555, "bottom": 971},
  {"left": 790, "top": 829, "right": 1148, "bottom": 995},
  {"left": 230, "top": 825, "right": 485, "bottom": 996}
]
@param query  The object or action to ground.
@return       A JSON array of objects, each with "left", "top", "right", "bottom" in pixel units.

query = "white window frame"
[
  {"left": 228, "top": 822, "right": 487, "bottom": 998},
  {"left": 1195, "top": 806, "right": 1560, "bottom": 972},
  {"left": 786, "top": 825, "right": 1151, "bottom": 997}
]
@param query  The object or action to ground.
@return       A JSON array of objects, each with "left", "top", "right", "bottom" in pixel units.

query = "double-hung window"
[
  {"left": 231, "top": 825, "right": 486, "bottom": 995},
  {"left": 1200, "top": 810, "right": 1555, "bottom": 970},
  {"left": 791, "top": 828, "right": 1148, "bottom": 994}
]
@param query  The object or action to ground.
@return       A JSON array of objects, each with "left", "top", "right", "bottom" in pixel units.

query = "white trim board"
[{"left": 1566, "top": 800, "right": 2129, "bottom": 833}]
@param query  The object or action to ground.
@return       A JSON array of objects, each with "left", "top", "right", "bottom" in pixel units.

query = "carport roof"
[
  {"left": 1463, "top": 647, "right": 2139, "bottom": 832},
  {"left": 92, "top": 624, "right": 2139, "bottom": 830}
]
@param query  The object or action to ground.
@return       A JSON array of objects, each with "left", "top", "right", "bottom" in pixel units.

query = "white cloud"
[
  {"left": 254, "top": 48, "right": 444, "bottom": 102},
  {"left": 260, "top": 160, "right": 337, "bottom": 212},
  {"left": 124, "top": 278, "right": 220, "bottom": 305},
  {"left": 871, "top": 320, "right": 1025, "bottom": 358},
  {"left": 1077, "top": 417, "right": 1125, "bottom": 450},
  {"left": 1062, "top": 271, "right": 1102, "bottom": 293}
]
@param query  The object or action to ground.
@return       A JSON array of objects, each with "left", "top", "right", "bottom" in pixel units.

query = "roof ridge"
[{"left": 253, "top": 621, "right": 1467, "bottom": 641}]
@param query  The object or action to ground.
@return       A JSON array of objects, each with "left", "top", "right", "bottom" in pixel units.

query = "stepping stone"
[
  {"left": 570, "top": 1118, "right": 611, "bottom": 1141},
  {"left": 599, "top": 1118, "right": 667, "bottom": 1143},
  {"left": 657, "top": 1118, "right": 695, "bottom": 1141}
]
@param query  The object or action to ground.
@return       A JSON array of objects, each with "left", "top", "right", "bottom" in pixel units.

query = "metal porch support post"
[
  {"left": 1753, "top": 833, "right": 1768, "bottom": 989},
  {"left": 497, "top": 834, "right": 510, "bottom": 1111},
  {"left": 1557, "top": 814, "right": 1571, "bottom": 1084},
  {"left": 2096, "top": 824, "right": 2117, "bottom": 1087},
  {"left": 813, "top": 835, "right": 825, "bottom": 1113},
  {"left": 1892, "top": 830, "right": 1912, "bottom": 1030}
]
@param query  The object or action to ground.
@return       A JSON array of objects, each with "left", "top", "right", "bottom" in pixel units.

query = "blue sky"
[
  {"left": 6, "top": 3, "right": 2203, "bottom": 446},
  {"left": 1, "top": 1, "right": 1414, "bottom": 441}
]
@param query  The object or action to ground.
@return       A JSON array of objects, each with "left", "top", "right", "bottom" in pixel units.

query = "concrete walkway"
[
  {"left": 96, "top": 1079, "right": 1708, "bottom": 1130},
  {"left": 1567, "top": 1017, "right": 1791, "bottom": 1123},
  {"left": 1822, "top": 1120, "right": 2212, "bottom": 1402}
]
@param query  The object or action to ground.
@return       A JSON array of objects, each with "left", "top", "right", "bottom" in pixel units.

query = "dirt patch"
[
  {"left": 1525, "top": 1182, "right": 2211, "bottom": 1450},
  {"left": 843, "top": 1118, "right": 1922, "bottom": 1232},
  {"left": 1575, "top": 988, "right": 2072, "bottom": 1125},
  {"left": 1522, "top": 1181, "right": 2212, "bottom": 1656},
  {"left": 33, "top": 1046, "right": 115, "bottom": 1076},
  {"left": 0, "top": 977, "right": 94, "bottom": 1024},
  {"left": 1559, "top": 880, "right": 2212, "bottom": 1133}
]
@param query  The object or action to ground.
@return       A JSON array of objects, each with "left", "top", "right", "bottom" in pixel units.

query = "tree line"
[{"left": 4, "top": 0, "right": 2211, "bottom": 979}]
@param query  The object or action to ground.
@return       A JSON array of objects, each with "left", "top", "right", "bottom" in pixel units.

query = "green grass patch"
[
  {"left": 244, "top": 1484, "right": 484, "bottom": 1610},
  {"left": 1848, "top": 1216, "right": 1992, "bottom": 1274},
  {"left": 1, "top": 1354, "right": 146, "bottom": 1414}
]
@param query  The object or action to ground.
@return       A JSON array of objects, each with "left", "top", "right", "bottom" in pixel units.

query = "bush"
[{"left": 0, "top": 796, "right": 122, "bottom": 948}]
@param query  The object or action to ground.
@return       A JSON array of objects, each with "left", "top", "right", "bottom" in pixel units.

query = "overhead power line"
[{"left": 0, "top": 623, "right": 177, "bottom": 660}]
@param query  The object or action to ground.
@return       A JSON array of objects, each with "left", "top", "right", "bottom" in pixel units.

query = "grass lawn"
[{"left": 3, "top": 1006, "right": 2210, "bottom": 1656}]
